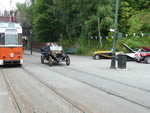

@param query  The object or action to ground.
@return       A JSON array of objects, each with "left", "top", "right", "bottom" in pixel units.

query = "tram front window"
[{"left": 5, "top": 35, "right": 18, "bottom": 45}]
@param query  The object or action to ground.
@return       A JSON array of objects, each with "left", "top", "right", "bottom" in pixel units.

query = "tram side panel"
[
  {"left": 18, "top": 34, "right": 23, "bottom": 45},
  {"left": 0, "top": 45, "right": 23, "bottom": 65}
]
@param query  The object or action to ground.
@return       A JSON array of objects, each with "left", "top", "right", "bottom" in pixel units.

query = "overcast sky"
[{"left": 0, "top": 0, "right": 26, "bottom": 11}]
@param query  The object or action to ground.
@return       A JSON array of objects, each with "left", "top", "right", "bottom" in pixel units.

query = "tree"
[
  {"left": 118, "top": 1, "right": 133, "bottom": 33},
  {"left": 128, "top": 9, "right": 150, "bottom": 33},
  {"left": 16, "top": 3, "right": 32, "bottom": 28},
  {"left": 32, "top": 0, "right": 60, "bottom": 42}
]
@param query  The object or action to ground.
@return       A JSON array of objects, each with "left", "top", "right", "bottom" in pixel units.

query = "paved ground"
[{"left": 0, "top": 50, "right": 150, "bottom": 113}]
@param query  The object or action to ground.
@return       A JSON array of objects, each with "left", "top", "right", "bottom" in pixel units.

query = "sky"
[{"left": 0, "top": 0, "right": 26, "bottom": 11}]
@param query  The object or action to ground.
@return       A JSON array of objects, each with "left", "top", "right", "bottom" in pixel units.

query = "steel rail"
[
  {"left": 22, "top": 67, "right": 91, "bottom": 113},
  {"left": 44, "top": 66, "right": 150, "bottom": 110},
  {"left": 64, "top": 66, "right": 150, "bottom": 93},
  {"left": 1, "top": 69, "right": 22, "bottom": 113},
  {"left": 24, "top": 57, "right": 150, "bottom": 110},
  {"left": 24, "top": 54, "right": 150, "bottom": 93}
]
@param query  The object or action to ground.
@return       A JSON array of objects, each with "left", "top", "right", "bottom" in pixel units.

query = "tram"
[{"left": 0, "top": 22, "right": 23, "bottom": 66}]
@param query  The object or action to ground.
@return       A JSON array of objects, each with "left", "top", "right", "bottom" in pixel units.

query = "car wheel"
[
  {"left": 95, "top": 55, "right": 100, "bottom": 60},
  {"left": 145, "top": 56, "right": 150, "bottom": 64},
  {"left": 41, "top": 55, "right": 44, "bottom": 64},
  {"left": 66, "top": 56, "right": 70, "bottom": 66},
  {"left": 136, "top": 59, "right": 141, "bottom": 63}
]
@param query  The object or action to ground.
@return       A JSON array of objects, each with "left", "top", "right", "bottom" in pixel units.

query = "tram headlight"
[
  {"left": 10, "top": 53, "right": 14, "bottom": 58},
  {"left": 20, "top": 59, "right": 23, "bottom": 64},
  {"left": 0, "top": 60, "right": 3, "bottom": 65}
]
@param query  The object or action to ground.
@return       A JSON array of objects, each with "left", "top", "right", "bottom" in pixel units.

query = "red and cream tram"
[{"left": 0, "top": 22, "right": 23, "bottom": 66}]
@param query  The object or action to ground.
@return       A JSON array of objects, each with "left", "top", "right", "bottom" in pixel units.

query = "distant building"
[{"left": 0, "top": 10, "right": 16, "bottom": 22}]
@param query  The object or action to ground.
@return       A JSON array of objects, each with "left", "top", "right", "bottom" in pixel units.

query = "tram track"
[
  {"left": 41, "top": 66, "right": 150, "bottom": 110},
  {"left": 24, "top": 54, "right": 150, "bottom": 93},
  {"left": 63, "top": 66, "right": 150, "bottom": 93},
  {"left": 21, "top": 67, "right": 92, "bottom": 113},
  {"left": 23, "top": 60, "right": 150, "bottom": 110},
  {"left": 0, "top": 69, "right": 22, "bottom": 113}
]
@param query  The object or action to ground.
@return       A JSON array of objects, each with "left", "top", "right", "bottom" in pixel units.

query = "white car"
[{"left": 122, "top": 43, "right": 137, "bottom": 61}]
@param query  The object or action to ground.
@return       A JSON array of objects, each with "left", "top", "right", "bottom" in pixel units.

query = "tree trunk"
[
  {"left": 98, "top": 17, "right": 102, "bottom": 48},
  {"left": 88, "top": 33, "right": 90, "bottom": 51},
  {"left": 66, "top": 26, "right": 72, "bottom": 41}
]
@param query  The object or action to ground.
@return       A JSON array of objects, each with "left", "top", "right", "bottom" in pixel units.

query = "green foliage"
[
  {"left": 118, "top": 36, "right": 150, "bottom": 51},
  {"left": 16, "top": 0, "right": 150, "bottom": 55},
  {"left": 128, "top": 14, "right": 142, "bottom": 33},
  {"left": 32, "top": 0, "right": 60, "bottom": 42},
  {"left": 16, "top": 3, "right": 27, "bottom": 11},
  {"left": 31, "top": 0, "right": 115, "bottom": 42},
  {"left": 118, "top": 1, "right": 133, "bottom": 33},
  {"left": 128, "top": 9, "right": 150, "bottom": 33},
  {"left": 119, "top": 0, "right": 150, "bottom": 33},
  {"left": 59, "top": 37, "right": 113, "bottom": 55},
  {"left": 16, "top": 3, "right": 33, "bottom": 27}
]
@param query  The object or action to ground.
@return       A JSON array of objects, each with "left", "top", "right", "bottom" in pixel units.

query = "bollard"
[{"left": 117, "top": 54, "right": 127, "bottom": 69}]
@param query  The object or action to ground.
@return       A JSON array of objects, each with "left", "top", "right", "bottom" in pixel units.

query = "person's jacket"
[{"left": 41, "top": 45, "right": 51, "bottom": 53}]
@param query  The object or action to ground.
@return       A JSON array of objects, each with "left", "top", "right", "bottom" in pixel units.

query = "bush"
[
  {"left": 59, "top": 35, "right": 150, "bottom": 55},
  {"left": 117, "top": 36, "right": 150, "bottom": 51}
]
